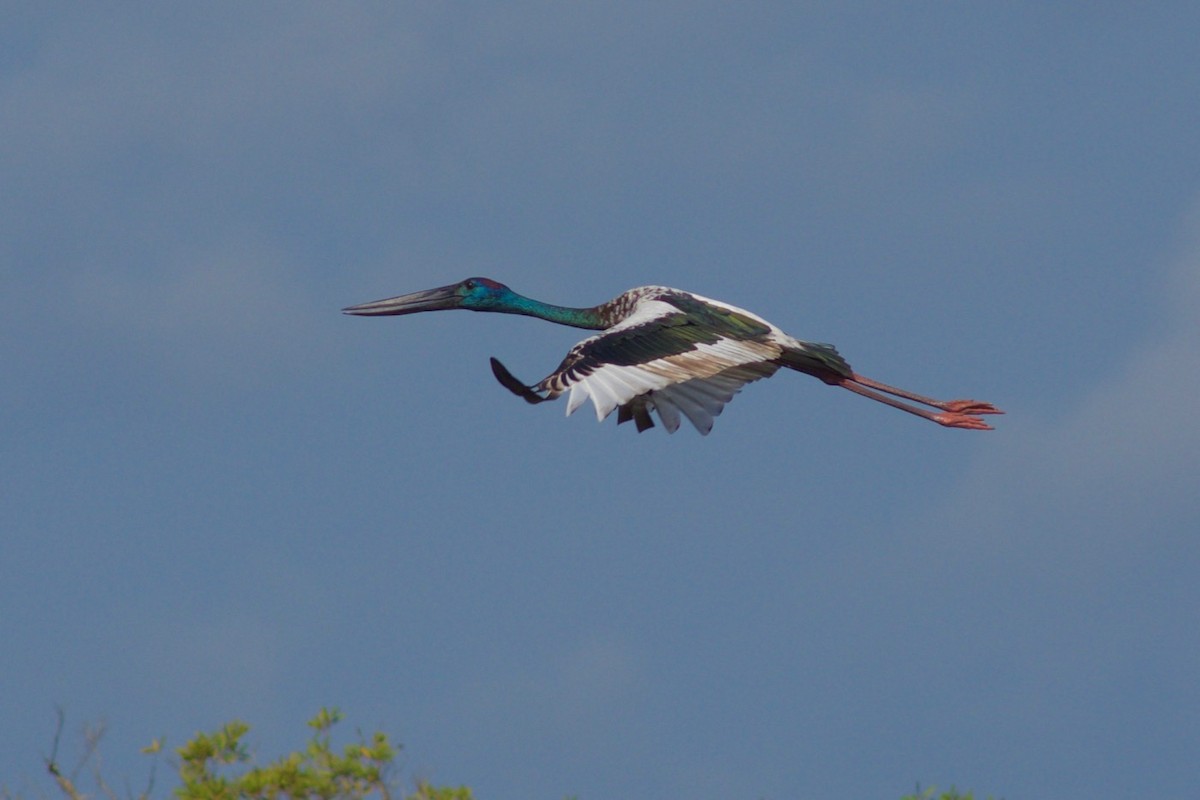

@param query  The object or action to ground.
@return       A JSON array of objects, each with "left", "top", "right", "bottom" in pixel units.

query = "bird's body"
[
  {"left": 488, "top": 285, "right": 852, "bottom": 435},
  {"left": 344, "top": 277, "right": 1001, "bottom": 434}
]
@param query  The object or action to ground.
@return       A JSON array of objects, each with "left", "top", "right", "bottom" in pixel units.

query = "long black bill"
[{"left": 342, "top": 284, "right": 462, "bottom": 316}]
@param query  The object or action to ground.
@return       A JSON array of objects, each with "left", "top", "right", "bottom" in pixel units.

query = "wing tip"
[{"left": 489, "top": 357, "right": 547, "bottom": 405}]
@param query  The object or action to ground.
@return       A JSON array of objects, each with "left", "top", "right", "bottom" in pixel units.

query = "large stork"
[{"left": 344, "top": 277, "right": 1002, "bottom": 434}]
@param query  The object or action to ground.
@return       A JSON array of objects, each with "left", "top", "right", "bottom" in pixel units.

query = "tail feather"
[{"left": 780, "top": 342, "right": 852, "bottom": 383}]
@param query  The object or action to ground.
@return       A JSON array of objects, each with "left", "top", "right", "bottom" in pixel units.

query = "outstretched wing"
[{"left": 491, "top": 293, "right": 787, "bottom": 434}]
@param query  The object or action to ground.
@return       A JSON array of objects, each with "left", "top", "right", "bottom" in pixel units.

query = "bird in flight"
[{"left": 344, "top": 277, "right": 1002, "bottom": 435}]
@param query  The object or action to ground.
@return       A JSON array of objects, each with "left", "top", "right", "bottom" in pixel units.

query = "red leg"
[
  {"left": 837, "top": 380, "right": 996, "bottom": 430},
  {"left": 850, "top": 373, "right": 1003, "bottom": 416}
]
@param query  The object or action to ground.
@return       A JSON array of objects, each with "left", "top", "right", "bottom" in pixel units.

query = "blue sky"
[{"left": 3, "top": 5, "right": 1198, "bottom": 799}]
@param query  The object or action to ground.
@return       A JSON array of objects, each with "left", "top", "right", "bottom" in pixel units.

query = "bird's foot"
[
  {"left": 934, "top": 412, "right": 995, "bottom": 430},
  {"left": 941, "top": 399, "right": 1004, "bottom": 415}
]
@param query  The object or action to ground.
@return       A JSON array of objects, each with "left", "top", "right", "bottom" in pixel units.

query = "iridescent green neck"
[{"left": 501, "top": 292, "right": 607, "bottom": 330}]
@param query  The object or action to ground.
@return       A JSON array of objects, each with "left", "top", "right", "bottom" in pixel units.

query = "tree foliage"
[
  {"left": 29, "top": 708, "right": 470, "bottom": 800},
  {"left": 16, "top": 709, "right": 996, "bottom": 800},
  {"left": 901, "top": 786, "right": 1000, "bottom": 800}
]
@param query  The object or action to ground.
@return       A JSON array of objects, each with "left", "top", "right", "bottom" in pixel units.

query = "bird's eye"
[{"left": 464, "top": 279, "right": 476, "bottom": 290}]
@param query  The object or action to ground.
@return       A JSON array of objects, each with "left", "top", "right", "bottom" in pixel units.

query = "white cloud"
[
  {"left": 545, "top": 631, "right": 643, "bottom": 715},
  {"left": 462, "top": 628, "right": 643, "bottom": 734},
  {"left": 68, "top": 239, "right": 323, "bottom": 385},
  {"left": 918, "top": 197, "right": 1200, "bottom": 569}
]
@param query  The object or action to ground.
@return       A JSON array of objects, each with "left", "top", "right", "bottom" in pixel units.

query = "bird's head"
[{"left": 343, "top": 277, "right": 515, "bottom": 316}]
